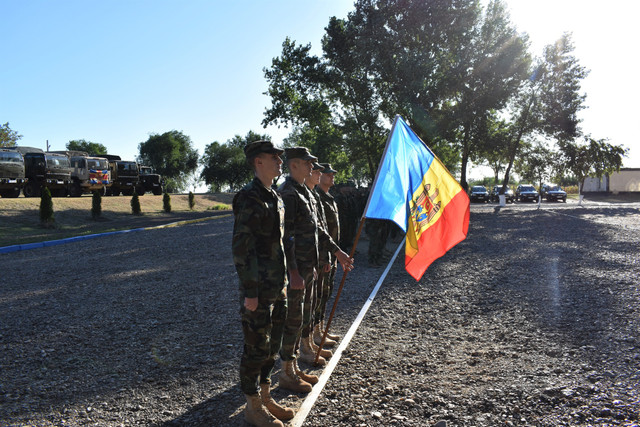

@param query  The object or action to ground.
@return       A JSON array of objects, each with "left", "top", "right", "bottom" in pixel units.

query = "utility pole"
[{"left": 46, "top": 140, "right": 50, "bottom": 151}]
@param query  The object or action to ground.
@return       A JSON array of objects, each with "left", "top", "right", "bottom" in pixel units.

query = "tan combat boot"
[
  {"left": 294, "top": 358, "right": 319, "bottom": 385},
  {"left": 313, "top": 323, "right": 337, "bottom": 348},
  {"left": 322, "top": 320, "right": 341, "bottom": 341},
  {"left": 278, "top": 360, "right": 312, "bottom": 393},
  {"left": 244, "top": 393, "right": 283, "bottom": 427},
  {"left": 260, "top": 383, "right": 294, "bottom": 421},
  {"left": 309, "top": 334, "right": 333, "bottom": 359},
  {"left": 299, "top": 335, "right": 327, "bottom": 366}
]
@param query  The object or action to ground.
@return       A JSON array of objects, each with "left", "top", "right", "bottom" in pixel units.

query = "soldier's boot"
[
  {"left": 294, "top": 358, "right": 319, "bottom": 385},
  {"left": 322, "top": 321, "right": 341, "bottom": 341},
  {"left": 260, "top": 383, "right": 294, "bottom": 421},
  {"left": 244, "top": 393, "right": 283, "bottom": 427},
  {"left": 309, "top": 333, "right": 333, "bottom": 359},
  {"left": 313, "top": 323, "right": 337, "bottom": 348},
  {"left": 299, "top": 335, "right": 327, "bottom": 366},
  {"left": 278, "top": 360, "right": 312, "bottom": 393}
]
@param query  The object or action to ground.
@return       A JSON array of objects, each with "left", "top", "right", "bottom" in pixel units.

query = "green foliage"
[
  {"left": 0, "top": 122, "right": 22, "bottom": 147},
  {"left": 39, "top": 187, "right": 54, "bottom": 224},
  {"left": 515, "top": 142, "right": 555, "bottom": 189},
  {"left": 130, "top": 191, "right": 142, "bottom": 215},
  {"left": 163, "top": 192, "right": 171, "bottom": 213},
  {"left": 200, "top": 131, "right": 267, "bottom": 191},
  {"left": 138, "top": 130, "right": 199, "bottom": 192},
  {"left": 188, "top": 191, "right": 195, "bottom": 210},
  {"left": 67, "top": 139, "right": 108, "bottom": 156},
  {"left": 557, "top": 137, "right": 628, "bottom": 193},
  {"left": 91, "top": 190, "right": 102, "bottom": 220}
]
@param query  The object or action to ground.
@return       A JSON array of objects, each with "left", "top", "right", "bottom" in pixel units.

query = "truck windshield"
[
  {"left": 88, "top": 159, "right": 108, "bottom": 169},
  {"left": 45, "top": 155, "right": 70, "bottom": 168},
  {"left": 0, "top": 152, "right": 23, "bottom": 162},
  {"left": 118, "top": 163, "right": 137, "bottom": 172}
]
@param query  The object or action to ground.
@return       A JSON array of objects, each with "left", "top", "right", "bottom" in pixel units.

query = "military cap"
[
  {"left": 312, "top": 162, "right": 324, "bottom": 171},
  {"left": 284, "top": 146, "right": 318, "bottom": 162},
  {"left": 320, "top": 163, "right": 338, "bottom": 173},
  {"left": 243, "top": 140, "right": 284, "bottom": 159}
]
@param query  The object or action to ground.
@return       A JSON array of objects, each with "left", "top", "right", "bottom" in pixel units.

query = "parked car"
[
  {"left": 545, "top": 184, "right": 567, "bottom": 202},
  {"left": 490, "top": 184, "right": 515, "bottom": 203},
  {"left": 469, "top": 185, "right": 490, "bottom": 203},
  {"left": 515, "top": 184, "right": 539, "bottom": 202}
]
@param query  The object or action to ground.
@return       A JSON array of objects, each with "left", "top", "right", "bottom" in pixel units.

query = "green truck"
[
  {"left": 102, "top": 154, "right": 139, "bottom": 196},
  {"left": 0, "top": 148, "right": 25, "bottom": 198},
  {"left": 50, "top": 150, "right": 111, "bottom": 196},
  {"left": 6, "top": 146, "right": 72, "bottom": 197}
]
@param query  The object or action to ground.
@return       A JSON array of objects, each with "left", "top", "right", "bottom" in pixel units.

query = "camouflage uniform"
[
  {"left": 278, "top": 176, "right": 339, "bottom": 361},
  {"left": 232, "top": 177, "right": 288, "bottom": 395},
  {"left": 316, "top": 185, "right": 340, "bottom": 322}
]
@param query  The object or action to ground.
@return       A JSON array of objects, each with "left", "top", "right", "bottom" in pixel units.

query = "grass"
[{"left": 0, "top": 193, "right": 233, "bottom": 247}]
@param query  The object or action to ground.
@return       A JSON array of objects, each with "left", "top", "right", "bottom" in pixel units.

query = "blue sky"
[{"left": 2, "top": 0, "right": 638, "bottom": 183}]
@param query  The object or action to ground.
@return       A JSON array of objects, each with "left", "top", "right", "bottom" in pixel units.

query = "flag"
[{"left": 364, "top": 115, "right": 470, "bottom": 280}]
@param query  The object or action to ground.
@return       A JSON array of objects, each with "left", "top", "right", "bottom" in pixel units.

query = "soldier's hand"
[
  {"left": 323, "top": 264, "right": 332, "bottom": 273},
  {"left": 335, "top": 249, "right": 354, "bottom": 272},
  {"left": 289, "top": 269, "right": 305, "bottom": 290},
  {"left": 244, "top": 297, "right": 258, "bottom": 312}
]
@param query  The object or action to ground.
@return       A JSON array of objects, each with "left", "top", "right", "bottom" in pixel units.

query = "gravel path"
[{"left": 1, "top": 202, "right": 638, "bottom": 426}]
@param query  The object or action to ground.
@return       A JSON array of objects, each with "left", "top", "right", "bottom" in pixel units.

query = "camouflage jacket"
[
  {"left": 278, "top": 176, "right": 339, "bottom": 272},
  {"left": 316, "top": 187, "right": 340, "bottom": 244},
  {"left": 309, "top": 187, "right": 331, "bottom": 266},
  {"left": 232, "top": 177, "right": 287, "bottom": 299}
]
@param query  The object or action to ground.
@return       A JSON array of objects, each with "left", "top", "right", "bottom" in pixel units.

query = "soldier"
[
  {"left": 304, "top": 162, "right": 334, "bottom": 356},
  {"left": 232, "top": 140, "right": 292, "bottom": 427},
  {"left": 314, "top": 163, "right": 341, "bottom": 346},
  {"left": 278, "top": 147, "right": 353, "bottom": 393}
]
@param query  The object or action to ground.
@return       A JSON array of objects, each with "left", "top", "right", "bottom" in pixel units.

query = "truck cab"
[
  {"left": 6, "top": 147, "right": 72, "bottom": 197},
  {"left": 51, "top": 151, "right": 111, "bottom": 196},
  {"left": 0, "top": 148, "right": 25, "bottom": 198}
]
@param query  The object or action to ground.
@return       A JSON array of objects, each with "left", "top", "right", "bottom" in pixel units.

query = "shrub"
[
  {"left": 188, "top": 191, "right": 195, "bottom": 210},
  {"left": 131, "top": 191, "right": 142, "bottom": 215},
  {"left": 91, "top": 190, "right": 102, "bottom": 219},
  {"left": 163, "top": 192, "right": 171, "bottom": 213},
  {"left": 39, "top": 187, "right": 54, "bottom": 224}
]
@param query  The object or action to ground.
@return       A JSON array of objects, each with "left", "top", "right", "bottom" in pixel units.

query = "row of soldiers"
[{"left": 231, "top": 141, "right": 354, "bottom": 427}]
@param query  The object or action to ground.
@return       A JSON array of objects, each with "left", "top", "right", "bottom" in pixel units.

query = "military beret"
[
  {"left": 284, "top": 146, "right": 318, "bottom": 162},
  {"left": 243, "top": 140, "right": 284, "bottom": 159},
  {"left": 320, "top": 163, "right": 338, "bottom": 173}
]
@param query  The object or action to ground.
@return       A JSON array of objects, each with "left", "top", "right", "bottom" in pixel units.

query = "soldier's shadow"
[{"left": 155, "top": 384, "right": 246, "bottom": 427}]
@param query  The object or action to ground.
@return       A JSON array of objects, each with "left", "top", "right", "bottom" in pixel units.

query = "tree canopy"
[
  {"left": 0, "top": 122, "right": 22, "bottom": 147},
  {"left": 67, "top": 139, "right": 108, "bottom": 156},
  {"left": 138, "top": 130, "right": 199, "bottom": 192},
  {"left": 200, "top": 131, "right": 270, "bottom": 192}
]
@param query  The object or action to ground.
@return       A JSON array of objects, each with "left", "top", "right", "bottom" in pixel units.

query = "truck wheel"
[
  {"left": 153, "top": 187, "right": 162, "bottom": 195},
  {"left": 111, "top": 188, "right": 120, "bottom": 196},
  {"left": 23, "top": 182, "right": 40, "bottom": 198},
  {"left": 70, "top": 182, "right": 82, "bottom": 197},
  {"left": 135, "top": 186, "right": 145, "bottom": 196}
]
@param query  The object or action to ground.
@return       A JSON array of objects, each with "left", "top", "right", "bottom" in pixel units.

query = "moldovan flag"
[{"left": 364, "top": 115, "right": 470, "bottom": 280}]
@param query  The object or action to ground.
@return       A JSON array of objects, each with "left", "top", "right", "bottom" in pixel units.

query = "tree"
[
  {"left": 0, "top": 122, "right": 22, "bottom": 147},
  {"left": 515, "top": 141, "right": 554, "bottom": 189},
  {"left": 200, "top": 131, "right": 269, "bottom": 192},
  {"left": 138, "top": 130, "right": 199, "bottom": 193},
  {"left": 67, "top": 139, "right": 108, "bottom": 156},
  {"left": 557, "top": 137, "right": 627, "bottom": 196},
  {"left": 500, "top": 33, "right": 588, "bottom": 190}
]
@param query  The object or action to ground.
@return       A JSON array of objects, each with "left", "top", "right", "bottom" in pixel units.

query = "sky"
[{"left": 2, "top": 0, "right": 639, "bottom": 186}]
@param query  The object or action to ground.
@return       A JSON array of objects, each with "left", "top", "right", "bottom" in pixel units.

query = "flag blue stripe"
[{"left": 364, "top": 117, "right": 434, "bottom": 232}]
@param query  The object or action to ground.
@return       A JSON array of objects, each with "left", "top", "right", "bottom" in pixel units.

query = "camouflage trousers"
[
  {"left": 239, "top": 286, "right": 287, "bottom": 395},
  {"left": 314, "top": 264, "right": 336, "bottom": 324},
  {"left": 280, "top": 267, "right": 314, "bottom": 361}
]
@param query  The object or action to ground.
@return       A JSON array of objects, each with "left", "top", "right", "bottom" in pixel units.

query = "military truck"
[
  {"left": 0, "top": 148, "right": 26, "bottom": 198},
  {"left": 50, "top": 151, "right": 111, "bottom": 197},
  {"left": 6, "top": 147, "right": 72, "bottom": 197},
  {"left": 137, "top": 165, "right": 164, "bottom": 195},
  {"left": 102, "top": 154, "right": 139, "bottom": 196}
]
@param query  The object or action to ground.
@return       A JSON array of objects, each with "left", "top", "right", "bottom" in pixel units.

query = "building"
[{"left": 583, "top": 168, "right": 640, "bottom": 193}]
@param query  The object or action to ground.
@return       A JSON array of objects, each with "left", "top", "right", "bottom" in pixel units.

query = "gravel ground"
[{"left": 1, "top": 201, "right": 639, "bottom": 426}]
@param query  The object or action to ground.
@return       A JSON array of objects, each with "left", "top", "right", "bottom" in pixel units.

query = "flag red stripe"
[{"left": 404, "top": 190, "right": 470, "bottom": 280}]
